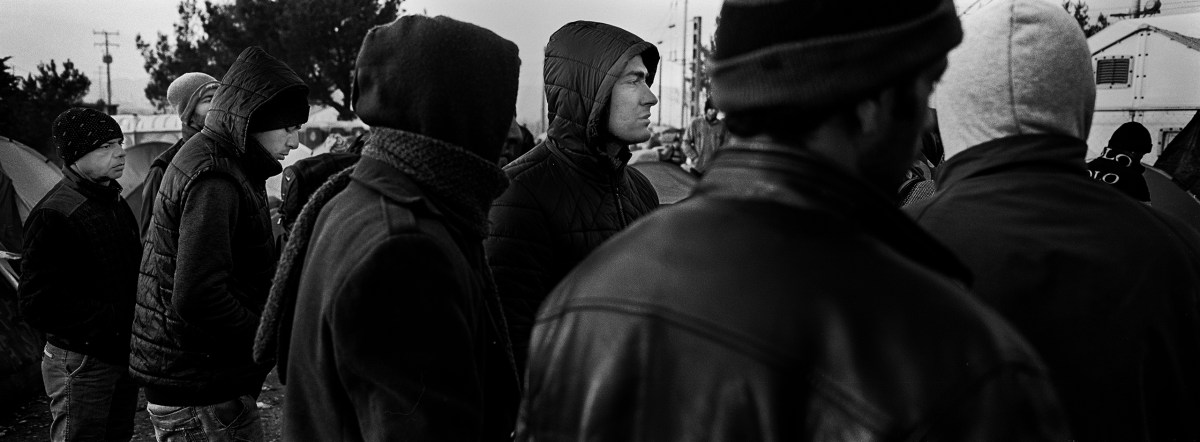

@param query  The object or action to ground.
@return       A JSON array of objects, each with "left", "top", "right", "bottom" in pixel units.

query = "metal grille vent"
[{"left": 1096, "top": 58, "right": 1131, "bottom": 85}]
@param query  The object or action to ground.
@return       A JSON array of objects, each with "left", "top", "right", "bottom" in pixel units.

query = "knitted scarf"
[
  {"left": 254, "top": 127, "right": 519, "bottom": 387},
  {"left": 363, "top": 127, "right": 508, "bottom": 238}
]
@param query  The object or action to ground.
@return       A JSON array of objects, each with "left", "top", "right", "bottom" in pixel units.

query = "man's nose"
[{"left": 644, "top": 85, "right": 659, "bottom": 107}]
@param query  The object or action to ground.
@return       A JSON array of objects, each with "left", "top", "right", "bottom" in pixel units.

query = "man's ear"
[{"left": 853, "top": 88, "right": 894, "bottom": 136}]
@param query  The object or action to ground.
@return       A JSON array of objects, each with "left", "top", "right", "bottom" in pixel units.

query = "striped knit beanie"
[
  {"left": 711, "top": 0, "right": 962, "bottom": 113},
  {"left": 52, "top": 108, "right": 123, "bottom": 165}
]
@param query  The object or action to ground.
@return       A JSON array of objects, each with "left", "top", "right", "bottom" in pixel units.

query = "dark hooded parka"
[
  {"left": 486, "top": 21, "right": 660, "bottom": 374},
  {"left": 130, "top": 46, "right": 307, "bottom": 406},
  {"left": 282, "top": 16, "right": 522, "bottom": 442}
]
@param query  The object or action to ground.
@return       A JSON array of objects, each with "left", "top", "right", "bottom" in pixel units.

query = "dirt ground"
[{"left": 0, "top": 370, "right": 286, "bottom": 442}]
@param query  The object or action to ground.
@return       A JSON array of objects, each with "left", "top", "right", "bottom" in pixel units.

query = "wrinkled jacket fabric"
[
  {"left": 130, "top": 47, "right": 301, "bottom": 405},
  {"left": 19, "top": 168, "right": 140, "bottom": 366},
  {"left": 908, "top": 135, "right": 1200, "bottom": 441},
  {"left": 284, "top": 157, "right": 520, "bottom": 442},
  {"left": 517, "top": 142, "right": 1068, "bottom": 441},
  {"left": 486, "top": 22, "right": 659, "bottom": 373}
]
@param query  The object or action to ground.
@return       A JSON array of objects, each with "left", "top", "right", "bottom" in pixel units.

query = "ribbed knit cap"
[
  {"left": 52, "top": 107, "right": 123, "bottom": 165},
  {"left": 711, "top": 0, "right": 961, "bottom": 113},
  {"left": 167, "top": 72, "right": 218, "bottom": 116},
  {"left": 352, "top": 15, "right": 520, "bottom": 163}
]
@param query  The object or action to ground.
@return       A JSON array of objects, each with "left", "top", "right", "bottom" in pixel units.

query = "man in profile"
[{"left": 487, "top": 21, "right": 661, "bottom": 374}]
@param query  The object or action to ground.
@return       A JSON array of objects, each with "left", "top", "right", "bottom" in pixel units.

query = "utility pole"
[
  {"left": 681, "top": 0, "right": 688, "bottom": 128},
  {"left": 94, "top": 30, "right": 119, "bottom": 114},
  {"left": 691, "top": 16, "right": 703, "bottom": 119}
]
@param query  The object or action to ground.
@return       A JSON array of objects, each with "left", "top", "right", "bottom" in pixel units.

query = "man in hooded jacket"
[
  {"left": 130, "top": 46, "right": 308, "bottom": 442},
  {"left": 906, "top": 1, "right": 1200, "bottom": 439},
  {"left": 486, "top": 21, "right": 660, "bottom": 375},
  {"left": 515, "top": 0, "right": 1068, "bottom": 439},
  {"left": 139, "top": 72, "right": 219, "bottom": 237},
  {"left": 281, "top": 16, "right": 522, "bottom": 442}
]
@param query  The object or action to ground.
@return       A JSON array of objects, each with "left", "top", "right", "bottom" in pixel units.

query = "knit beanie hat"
[
  {"left": 168, "top": 72, "right": 218, "bottom": 117},
  {"left": 1109, "top": 121, "right": 1152, "bottom": 154},
  {"left": 247, "top": 88, "right": 309, "bottom": 133},
  {"left": 711, "top": 0, "right": 961, "bottom": 114},
  {"left": 52, "top": 108, "right": 124, "bottom": 165},
  {"left": 352, "top": 15, "right": 521, "bottom": 163}
]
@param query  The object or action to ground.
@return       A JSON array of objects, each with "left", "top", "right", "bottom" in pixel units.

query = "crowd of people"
[{"left": 13, "top": 0, "right": 1200, "bottom": 440}]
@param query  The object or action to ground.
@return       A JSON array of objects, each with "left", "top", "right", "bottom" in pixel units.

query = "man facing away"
[
  {"left": 683, "top": 97, "right": 729, "bottom": 173},
  {"left": 907, "top": 0, "right": 1200, "bottom": 439},
  {"left": 1087, "top": 121, "right": 1153, "bottom": 203},
  {"left": 515, "top": 0, "right": 1069, "bottom": 439},
  {"left": 19, "top": 107, "right": 141, "bottom": 441},
  {"left": 139, "top": 72, "right": 219, "bottom": 236},
  {"left": 486, "top": 21, "right": 660, "bottom": 374},
  {"left": 130, "top": 46, "right": 308, "bottom": 442},
  {"left": 282, "top": 15, "right": 522, "bottom": 441}
]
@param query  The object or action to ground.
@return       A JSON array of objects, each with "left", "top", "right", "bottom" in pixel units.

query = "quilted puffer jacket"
[
  {"left": 486, "top": 21, "right": 660, "bottom": 374},
  {"left": 130, "top": 47, "right": 304, "bottom": 406}
]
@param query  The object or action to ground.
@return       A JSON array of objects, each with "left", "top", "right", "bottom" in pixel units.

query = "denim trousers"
[
  {"left": 146, "top": 395, "right": 263, "bottom": 442},
  {"left": 41, "top": 342, "right": 139, "bottom": 442}
]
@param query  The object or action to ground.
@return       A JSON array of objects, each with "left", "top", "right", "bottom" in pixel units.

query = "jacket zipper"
[{"left": 614, "top": 176, "right": 627, "bottom": 227}]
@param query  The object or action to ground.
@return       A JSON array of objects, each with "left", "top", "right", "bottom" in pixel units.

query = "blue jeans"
[
  {"left": 146, "top": 395, "right": 263, "bottom": 442},
  {"left": 41, "top": 342, "right": 138, "bottom": 442}
]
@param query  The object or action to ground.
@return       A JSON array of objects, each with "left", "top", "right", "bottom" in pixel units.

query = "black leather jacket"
[{"left": 517, "top": 141, "right": 1070, "bottom": 441}]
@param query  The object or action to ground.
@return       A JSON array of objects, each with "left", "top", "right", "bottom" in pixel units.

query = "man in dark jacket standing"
[
  {"left": 1087, "top": 121, "right": 1153, "bottom": 203},
  {"left": 486, "top": 21, "right": 660, "bottom": 374},
  {"left": 139, "top": 72, "right": 219, "bottom": 236},
  {"left": 20, "top": 108, "right": 141, "bottom": 442},
  {"left": 683, "top": 97, "right": 728, "bottom": 173},
  {"left": 516, "top": 0, "right": 1069, "bottom": 439},
  {"left": 282, "top": 15, "right": 521, "bottom": 441},
  {"left": 130, "top": 47, "right": 308, "bottom": 442},
  {"left": 907, "top": 0, "right": 1200, "bottom": 439}
]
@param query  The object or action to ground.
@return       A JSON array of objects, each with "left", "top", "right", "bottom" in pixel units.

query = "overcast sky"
[{"left": 1, "top": 0, "right": 1196, "bottom": 127}]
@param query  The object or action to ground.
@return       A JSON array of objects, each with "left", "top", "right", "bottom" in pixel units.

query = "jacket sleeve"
[
  {"left": 919, "top": 364, "right": 1070, "bottom": 441},
  {"left": 18, "top": 209, "right": 114, "bottom": 336},
  {"left": 139, "top": 166, "right": 165, "bottom": 237},
  {"left": 333, "top": 234, "right": 484, "bottom": 441},
  {"left": 485, "top": 180, "right": 553, "bottom": 371},
  {"left": 172, "top": 176, "right": 259, "bottom": 341}
]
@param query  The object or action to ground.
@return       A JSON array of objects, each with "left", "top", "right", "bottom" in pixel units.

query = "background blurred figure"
[
  {"left": 682, "top": 97, "right": 728, "bottom": 174},
  {"left": 486, "top": 20, "right": 660, "bottom": 376},
  {"left": 516, "top": 0, "right": 1068, "bottom": 439},
  {"left": 139, "top": 73, "right": 219, "bottom": 237},
  {"left": 20, "top": 108, "right": 140, "bottom": 442},
  {"left": 908, "top": 1, "right": 1200, "bottom": 439},
  {"left": 1087, "top": 121, "right": 1152, "bottom": 203}
]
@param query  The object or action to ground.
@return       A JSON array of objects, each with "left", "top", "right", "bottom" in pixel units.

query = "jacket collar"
[
  {"left": 63, "top": 166, "right": 123, "bottom": 203},
  {"left": 349, "top": 156, "right": 442, "bottom": 217},
  {"left": 698, "top": 140, "right": 973, "bottom": 285},
  {"left": 544, "top": 136, "right": 632, "bottom": 180},
  {"left": 936, "top": 134, "right": 1089, "bottom": 189}
]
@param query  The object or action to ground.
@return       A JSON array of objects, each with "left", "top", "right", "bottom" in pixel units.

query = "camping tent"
[{"left": 0, "top": 136, "right": 62, "bottom": 226}]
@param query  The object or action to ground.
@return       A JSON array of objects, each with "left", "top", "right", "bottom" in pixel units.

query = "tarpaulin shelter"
[{"left": 1155, "top": 111, "right": 1200, "bottom": 194}]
